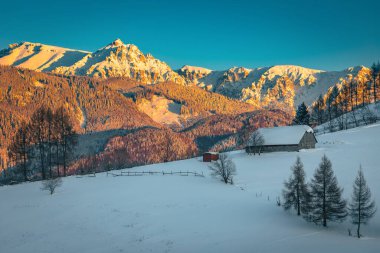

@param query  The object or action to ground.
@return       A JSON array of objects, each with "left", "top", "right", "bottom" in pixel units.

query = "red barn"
[{"left": 203, "top": 152, "right": 219, "bottom": 162}]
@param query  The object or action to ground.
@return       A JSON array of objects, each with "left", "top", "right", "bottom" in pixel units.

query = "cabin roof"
[
  {"left": 256, "top": 125, "right": 314, "bottom": 145},
  {"left": 204, "top": 152, "right": 219, "bottom": 155}
]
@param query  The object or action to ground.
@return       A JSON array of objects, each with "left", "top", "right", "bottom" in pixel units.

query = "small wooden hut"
[
  {"left": 203, "top": 152, "right": 219, "bottom": 162},
  {"left": 246, "top": 125, "right": 317, "bottom": 153}
]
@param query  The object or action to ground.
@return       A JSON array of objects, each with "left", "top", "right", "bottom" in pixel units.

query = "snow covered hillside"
[
  {"left": 0, "top": 124, "right": 379, "bottom": 253},
  {"left": 0, "top": 42, "right": 89, "bottom": 72}
]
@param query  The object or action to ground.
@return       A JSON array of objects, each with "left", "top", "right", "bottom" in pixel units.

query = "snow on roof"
[{"left": 257, "top": 125, "right": 313, "bottom": 145}]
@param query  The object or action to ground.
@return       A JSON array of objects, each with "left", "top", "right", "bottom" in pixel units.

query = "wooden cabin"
[
  {"left": 246, "top": 125, "right": 317, "bottom": 154},
  {"left": 203, "top": 152, "right": 219, "bottom": 162}
]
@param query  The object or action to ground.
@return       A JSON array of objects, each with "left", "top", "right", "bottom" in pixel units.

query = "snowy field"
[{"left": 0, "top": 124, "right": 380, "bottom": 253}]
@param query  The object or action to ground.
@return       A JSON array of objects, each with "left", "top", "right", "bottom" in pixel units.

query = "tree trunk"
[
  {"left": 323, "top": 173, "right": 327, "bottom": 227},
  {"left": 297, "top": 184, "right": 300, "bottom": 216},
  {"left": 357, "top": 176, "right": 362, "bottom": 238}
]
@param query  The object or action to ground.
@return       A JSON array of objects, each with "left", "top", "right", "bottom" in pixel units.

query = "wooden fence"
[{"left": 106, "top": 170, "right": 204, "bottom": 177}]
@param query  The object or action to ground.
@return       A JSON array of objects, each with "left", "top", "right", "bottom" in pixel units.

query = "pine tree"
[
  {"left": 282, "top": 156, "right": 311, "bottom": 216},
  {"left": 293, "top": 102, "right": 310, "bottom": 126},
  {"left": 348, "top": 167, "right": 376, "bottom": 238},
  {"left": 309, "top": 155, "right": 347, "bottom": 226}
]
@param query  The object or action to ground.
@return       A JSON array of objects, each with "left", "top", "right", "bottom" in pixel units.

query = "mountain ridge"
[{"left": 0, "top": 40, "right": 372, "bottom": 111}]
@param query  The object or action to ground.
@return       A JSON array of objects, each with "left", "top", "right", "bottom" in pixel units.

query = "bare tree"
[
  {"left": 371, "top": 63, "right": 378, "bottom": 103},
  {"left": 311, "top": 95, "right": 325, "bottom": 125},
  {"left": 208, "top": 154, "right": 236, "bottom": 184},
  {"left": 46, "top": 108, "right": 54, "bottom": 178},
  {"left": 56, "top": 107, "right": 77, "bottom": 176},
  {"left": 362, "top": 106, "right": 377, "bottom": 125},
  {"left": 30, "top": 107, "right": 48, "bottom": 180},
  {"left": 247, "top": 131, "right": 265, "bottom": 155},
  {"left": 41, "top": 177, "right": 62, "bottom": 195},
  {"left": 8, "top": 121, "right": 30, "bottom": 181},
  {"left": 163, "top": 131, "right": 173, "bottom": 163}
]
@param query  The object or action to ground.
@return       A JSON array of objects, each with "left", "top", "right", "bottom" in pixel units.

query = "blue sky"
[{"left": 1, "top": 0, "right": 379, "bottom": 71}]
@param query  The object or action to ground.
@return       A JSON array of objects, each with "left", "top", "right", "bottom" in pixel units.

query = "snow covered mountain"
[
  {"left": 0, "top": 40, "right": 371, "bottom": 111},
  {"left": 53, "top": 39, "right": 185, "bottom": 84},
  {"left": 0, "top": 42, "right": 89, "bottom": 72},
  {"left": 177, "top": 65, "right": 212, "bottom": 84},
  {"left": 0, "top": 39, "right": 186, "bottom": 84},
  {"left": 178, "top": 65, "right": 371, "bottom": 110}
]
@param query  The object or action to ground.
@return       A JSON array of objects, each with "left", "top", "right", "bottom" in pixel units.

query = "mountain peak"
[
  {"left": 99, "top": 38, "right": 126, "bottom": 50},
  {"left": 180, "top": 65, "right": 212, "bottom": 73},
  {"left": 112, "top": 38, "right": 124, "bottom": 46}
]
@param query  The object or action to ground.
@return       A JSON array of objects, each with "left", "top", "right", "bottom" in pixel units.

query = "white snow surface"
[
  {"left": 179, "top": 65, "right": 212, "bottom": 74},
  {"left": 0, "top": 124, "right": 379, "bottom": 253},
  {"left": 257, "top": 125, "right": 314, "bottom": 145},
  {"left": 0, "top": 42, "right": 89, "bottom": 72}
]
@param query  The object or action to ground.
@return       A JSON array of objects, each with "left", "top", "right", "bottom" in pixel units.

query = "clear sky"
[{"left": 1, "top": 0, "right": 379, "bottom": 71}]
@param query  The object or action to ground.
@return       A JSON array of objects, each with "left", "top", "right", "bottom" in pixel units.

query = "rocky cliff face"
[
  {"left": 177, "top": 64, "right": 371, "bottom": 111},
  {"left": 53, "top": 39, "right": 186, "bottom": 84},
  {"left": 0, "top": 39, "right": 186, "bottom": 84}
]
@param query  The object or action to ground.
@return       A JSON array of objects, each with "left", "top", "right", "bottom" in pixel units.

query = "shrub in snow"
[
  {"left": 41, "top": 177, "right": 62, "bottom": 195},
  {"left": 348, "top": 167, "right": 376, "bottom": 238},
  {"left": 308, "top": 155, "right": 347, "bottom": 226},
  {"left": 208, "top": 154, "right": 236, "bottom": 184}
]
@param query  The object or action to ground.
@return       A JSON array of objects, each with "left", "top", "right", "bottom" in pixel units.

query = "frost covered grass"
[{"left": 0, "top": 124, "right": 379, "bottom": 253}]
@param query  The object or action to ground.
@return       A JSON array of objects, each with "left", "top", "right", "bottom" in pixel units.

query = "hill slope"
[
  {"left": 0, "top": 65, "right": 161, "bottom": 163},
  {"left": 0, "top": 42, "right": 89, "bottom": 72},
  {"left": 0, "top": 123, "right": 379, "bottom": 253}
]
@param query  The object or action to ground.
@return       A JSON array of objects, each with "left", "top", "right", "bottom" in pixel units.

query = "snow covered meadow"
[{"left": 0, "top": 124, "right": 379, "bottom": 253}]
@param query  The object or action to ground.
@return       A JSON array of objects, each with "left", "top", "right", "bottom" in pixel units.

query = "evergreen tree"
[
  {"left": 309, "top": 155, "right": 347, "bottom": 226},
  {"left": 282, "top": 156, "right": 311, "bottom": 216},
  {"left": 348, "top": 167, "right": 376, "bottom": 238},
  {"left": 293, "top": 102, "right": 310, "bottom": 126}
]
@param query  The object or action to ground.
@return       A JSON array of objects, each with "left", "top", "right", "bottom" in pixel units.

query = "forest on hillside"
[
  {"left": 1, "top": 62, "right": 379, "bottom": 182},
  {"left": 0, "top": 66, "right": 160, "bottom": 170}
]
